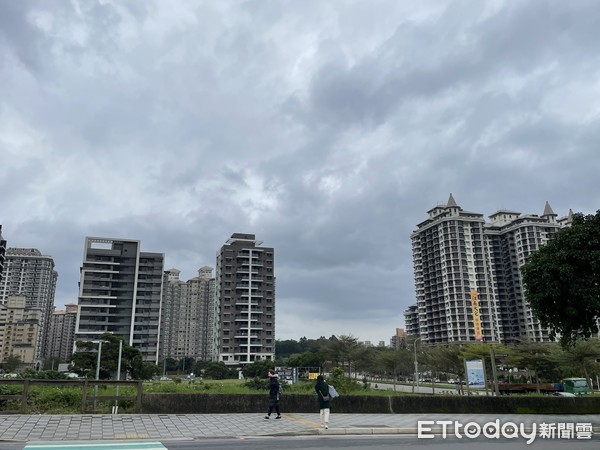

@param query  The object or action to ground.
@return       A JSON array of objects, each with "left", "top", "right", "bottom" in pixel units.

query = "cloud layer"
[{"left": 2, "top": 0, "right": 599, "bottom": 344}]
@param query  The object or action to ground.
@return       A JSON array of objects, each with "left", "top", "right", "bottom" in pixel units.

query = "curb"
[{"left": 268, "top": 427, "right": 418, "bottom": 436}]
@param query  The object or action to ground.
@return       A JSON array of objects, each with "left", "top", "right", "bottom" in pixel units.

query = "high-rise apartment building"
[
  {"left": 410, "top": 195, "right": 502, "bottom": 344},
  {"left": 159, "top": 266, "right": 216, "bottom": 362},
  {"left": 404, "top": 305, "right": 419, "bottom": 337},
  {"left": 486, "top": 202, "right": 567, "bottom": 342},
  {"left": 75, "top": 237, "right": 164, "bottom": 362},
  {"left": 406, "top": 196, "right": 571, "bottom": 344},
  {"left": 0, "top": 248, "right": 58, "bottom": 362},
  {"left": 47, "top": 303, "right": 78, "bottom": 362},
  {"left": 215, "top": 233, "right": 275, "bottom": 366},
  {"left": 0, "top": 295, "right": 42, "bottom": 365},
  {"left": 0, "top": 225, "right": 6, "bottom": 283}
]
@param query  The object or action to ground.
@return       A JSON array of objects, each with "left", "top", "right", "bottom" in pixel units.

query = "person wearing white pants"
[{"left": 315, "top": 374, "right": 332, "bottom": 429}]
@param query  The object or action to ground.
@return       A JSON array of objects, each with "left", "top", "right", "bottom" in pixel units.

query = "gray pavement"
[{"left": 0, "top": 413, "right": 599, "bottom": 443}]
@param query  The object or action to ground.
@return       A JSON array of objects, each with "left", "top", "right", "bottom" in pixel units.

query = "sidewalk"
[{"left": 0, "top": 413, "right": 599, "bottom": 442}]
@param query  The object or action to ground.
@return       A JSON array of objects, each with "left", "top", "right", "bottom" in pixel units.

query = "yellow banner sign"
[{"left": 470, "top": 290, "right": 483, "bottom": 341}]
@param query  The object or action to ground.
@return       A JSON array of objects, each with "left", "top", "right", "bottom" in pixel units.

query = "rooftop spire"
[
  {"left": 447, "top": 193, "right": 458, "bottom": 207},
  {"left": 542, "top": 201, "right": 556, "bottom": 216}
]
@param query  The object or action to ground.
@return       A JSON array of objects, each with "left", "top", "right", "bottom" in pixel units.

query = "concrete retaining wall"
[{"left": 141, "top": 393, "right": 600, "bottom": 414}]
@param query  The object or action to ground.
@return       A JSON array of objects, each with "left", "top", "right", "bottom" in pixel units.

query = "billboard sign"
[{"left": 465, "top": 359, "right": 486, "bottom": 388}]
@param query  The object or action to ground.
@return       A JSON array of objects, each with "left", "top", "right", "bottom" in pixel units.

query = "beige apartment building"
[
  {"left": 0, "top": 295, "right": 41, "bottom": 365},
  {"left": 159, "top": 267, "right": 216, "bottom": 362},
  {"left": 406, "top": 195, "right": 572, "bottom": 345},
  {"left": 46, "top": 303, "right": 78, "bottom": 362}
]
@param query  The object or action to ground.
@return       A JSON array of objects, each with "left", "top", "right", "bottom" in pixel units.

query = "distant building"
[
  {"left": 215, "top": 233, "right": 276, "bottom": 366},
  {"left": 159, "top": 267, "right": 216, "bottom": 361},
  {"left": 0, "top": 295, "right": 42, "bottom": 365},
  {"left": 0, "top": 248, "right": 57, "bottom": 363},
  {"left": 406, "top": 195, "right": 572, "bottom": 344},
  {"left": 390, "top": 328, "right": 407, "bottom": 349},
  {"left": 74, "top": 237, "right": 164, "bottom": 362},
  {"left": 47, "top": 304, "right": 78, "bottom": 362}
]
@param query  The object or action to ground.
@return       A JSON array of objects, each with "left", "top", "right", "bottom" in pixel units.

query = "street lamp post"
[
  {"left": 93, "top": 341, "right": 103, "bottom": 411},
  {"left": 412, "top": 337, "right": 421, "bottom": 393},
  {"left": 113, "top": 339, "right": 123, "bottom": 414}
]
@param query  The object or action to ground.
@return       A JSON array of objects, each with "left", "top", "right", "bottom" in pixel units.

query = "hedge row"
[{"left": 141, "top": 393, "right": 600, "bottom": 414}]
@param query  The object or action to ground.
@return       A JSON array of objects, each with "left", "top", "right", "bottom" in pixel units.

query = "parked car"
[{"left": 552, "top": 392, "right": 577, "bottom": 397}]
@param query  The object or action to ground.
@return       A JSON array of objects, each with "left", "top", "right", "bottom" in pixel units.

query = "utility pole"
[{"left": 412, "top": 337, "right": 421, "bottom": 393}]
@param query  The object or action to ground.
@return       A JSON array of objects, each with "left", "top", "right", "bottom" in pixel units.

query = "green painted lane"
[{"left": 24, "top": 442, "right": 167, "bottom": 450}]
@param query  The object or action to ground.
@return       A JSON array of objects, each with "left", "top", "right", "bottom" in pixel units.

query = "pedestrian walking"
[
  {"left": 264, "top": 369, "right": 282, "bottom": 419},
  {"left": 315, "top": 374, "right": 331, "bottom": 429}
]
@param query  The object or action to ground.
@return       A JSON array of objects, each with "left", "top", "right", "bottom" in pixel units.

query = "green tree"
[
  {"left": 423, "top": 344, "right": 465, "bottom": 381},
  {"left": 507, "top": 342, "right": 561, "bottom": 387},
  {"left": 71, "top": 333, "right": 150, "bottom": 379},
  {"left": 177, "top": 356, "right": 195, "bottom": 374},
  {"left": 134, "top": 361, "right": 160, "bottom": 380},
  {"left": 521, "top": 210, "right": 600, "bottom": 345},
  {"left": 285, "top": 351, "right": 324, "bottom": 369},
  {"left": 275, "top": 339, "right": 303, "bottom": 359},
  {"left": 553, "top": 339, "right": 600, "bottom": 383},
  {"left": 163, "top": 357, "right": 179, "bottom": 372},
  {"left": 2, "top": 355, "right": 22, "bottom": 372},
  {"left": 375, "top": 348, "right": 412, "bottom": 389},
  {"left": 326, "top": 335, "right": 361, "bottom": 377},
  {"left": 241, "top": 359, "right": 272, "bottom": 378},
  {"left": 203, "top": 361, "right": 236, "bottom": 380}
]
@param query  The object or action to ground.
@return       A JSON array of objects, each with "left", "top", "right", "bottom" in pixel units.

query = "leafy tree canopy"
[
  {"left": 1, "top": 354, "right": 22, "bottom": 372},
  {"left": 521, "top": 210, "right": 600, "bottom": 346},
  {"left": 241, "top": 359, "right": 272, "bottom": 378},
  {"left": 203, "top": 361, "right": 237, "bottom": 380},
  {"left": 71, "top": 333, "right": 158, "bottom": 380}
]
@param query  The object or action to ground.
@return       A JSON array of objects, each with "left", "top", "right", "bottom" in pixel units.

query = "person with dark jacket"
[
  {"left": 264, "top": 369, "right": 282, "bottom": 419},
  {"left": 315, "top": 374, "right": 331, "bottom": 429}
]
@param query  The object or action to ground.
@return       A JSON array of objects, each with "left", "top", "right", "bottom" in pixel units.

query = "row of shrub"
[{"left": 141, "top": 392, "right": 600, "bottom": 415}]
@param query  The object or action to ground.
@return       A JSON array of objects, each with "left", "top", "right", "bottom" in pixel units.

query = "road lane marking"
[{"left": 25, "top": 442, "right": 166, "bottom": 450}]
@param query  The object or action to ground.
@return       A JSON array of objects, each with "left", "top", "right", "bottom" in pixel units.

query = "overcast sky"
[{"left": 1, "top": 0, "right": 599, "bottom": 345}]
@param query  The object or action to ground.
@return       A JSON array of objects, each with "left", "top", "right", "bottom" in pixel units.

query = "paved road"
[{"left": 10, "top": 434, "right": 600, "bottom": 450}]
